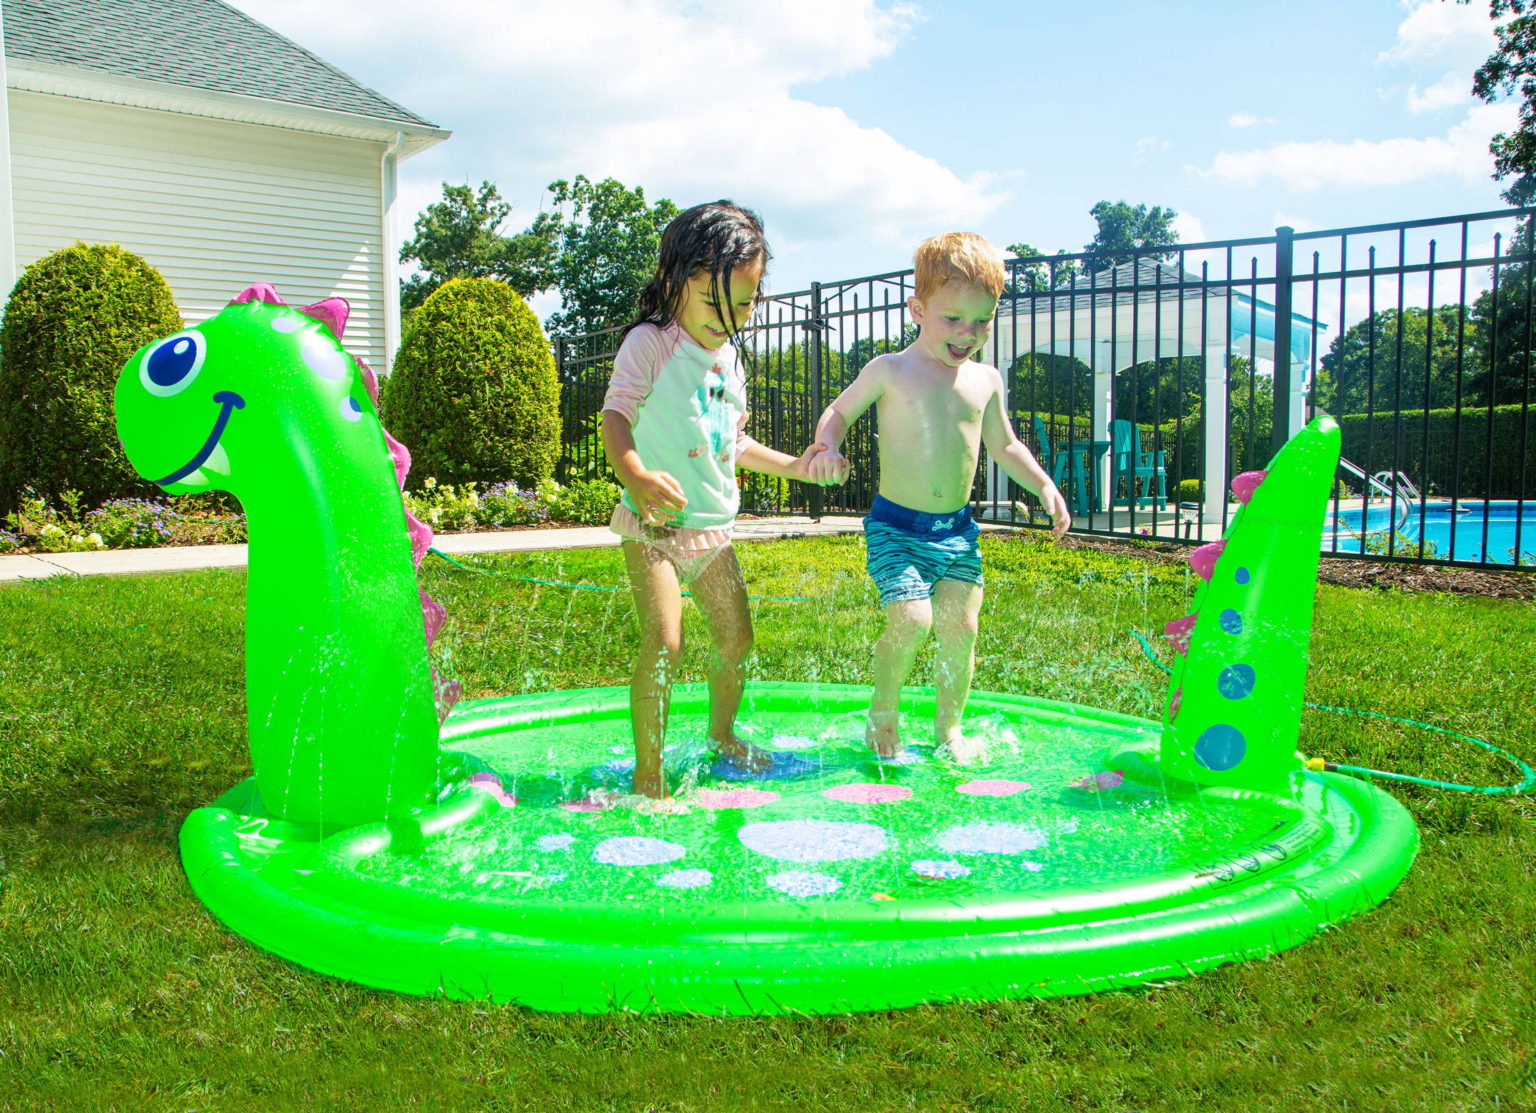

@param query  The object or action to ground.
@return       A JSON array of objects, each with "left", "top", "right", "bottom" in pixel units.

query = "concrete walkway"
[{"left": 0, "top": 515, "right": 873, "bottom": 583}]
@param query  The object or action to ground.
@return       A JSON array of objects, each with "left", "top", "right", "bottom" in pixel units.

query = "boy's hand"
[
  {"left": 807, "top": 447, "right": 850, "bottom": 486},
  {"left": 1040, "top": 483, "right": 1071, "bottom": 540},
  {"left": 627, "top": 469, "right": 687, "bottom": 524},
  {"left": 789, "top": 442, "right": 832, "bottom": 483}
]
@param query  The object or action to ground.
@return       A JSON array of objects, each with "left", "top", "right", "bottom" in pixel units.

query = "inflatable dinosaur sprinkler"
[{"left": 115, "top": 291, "right": 1418, "bottom": 1014}]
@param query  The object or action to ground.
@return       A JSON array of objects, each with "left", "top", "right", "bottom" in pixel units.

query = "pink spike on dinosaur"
[
  {"left": 1188, "top": 540, "right": 1226, "bottom": 582},
  {"left": 300, "top": 298, "right": 349, "bottom": 339},
  {"left": 357, "top": 358, "right": 461, "bottom": 723},
  {"left": 1163, "top": 614, "right": 1197, "bottom": 655},
  {"left": 229, "top": 282, "right": 286, "bottom": 307},
  {"left": 1230, "top": 470, "right": 1269, "bottom": 504}
]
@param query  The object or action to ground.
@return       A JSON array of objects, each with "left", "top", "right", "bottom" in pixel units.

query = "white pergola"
[{"left": 992, "top": 258, "right": 1326, "bottom": 522}]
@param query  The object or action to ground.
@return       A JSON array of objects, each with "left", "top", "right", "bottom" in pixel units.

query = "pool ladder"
[{"left": 1335, "top": 459, "right": 1418, "bottom": 534}]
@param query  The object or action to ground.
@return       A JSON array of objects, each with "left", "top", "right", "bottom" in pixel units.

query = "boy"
[{"left": 808, "top": 232, "right": 1071, "bottom": 761}]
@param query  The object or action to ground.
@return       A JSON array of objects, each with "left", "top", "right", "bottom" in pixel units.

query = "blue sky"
[{"left": 233, "top": 0, "right": 1510, "bottom": 299}]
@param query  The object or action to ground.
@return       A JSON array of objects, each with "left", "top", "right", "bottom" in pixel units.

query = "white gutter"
[
  {"left": 0, "top": 6, "right": 17, "bottom": 309},
  {"left": 379, "top": 130, "right": 406, "bottom": 375}
]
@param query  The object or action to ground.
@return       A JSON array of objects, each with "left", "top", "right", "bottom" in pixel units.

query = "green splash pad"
[{"left": 182, "top": 682, "right": 1418, "bottom": 1014}]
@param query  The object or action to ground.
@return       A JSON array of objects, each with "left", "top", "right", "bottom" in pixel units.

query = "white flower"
[
  {"left": 40, "top": 523, "right": 64, "bottom": 536},
  {"left": 87, "top": 533, "right": 104, "bottom": 548}
]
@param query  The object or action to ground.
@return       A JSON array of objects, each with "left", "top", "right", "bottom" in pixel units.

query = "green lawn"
[{"left": 1, "top": 534, "right": 1533, "bottom": 1113}]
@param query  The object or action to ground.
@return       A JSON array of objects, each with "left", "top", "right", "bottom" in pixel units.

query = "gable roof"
[{"left": 2, "top": 0, "right": 437, "bottom": 130}]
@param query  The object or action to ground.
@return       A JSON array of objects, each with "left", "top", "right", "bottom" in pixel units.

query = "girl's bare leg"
[
  {"left": 867, "top": 597, "right": 932, "bottom": 757},
  {"left": 689, "top": 546, "right": 768, "bottom": 769},
  {"left": 621, "top": 540, "right": 684, "bottom": 798},
  {"left": 932, "top": 579, "right": 984, "bottom": 762}
]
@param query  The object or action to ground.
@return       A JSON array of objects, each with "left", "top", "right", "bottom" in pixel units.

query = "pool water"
[{"left": 1325, "top": 500, "right": 1536, "bottom": 565}]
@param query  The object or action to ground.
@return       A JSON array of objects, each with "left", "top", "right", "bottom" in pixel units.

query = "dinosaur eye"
[{"left": 140, "top": 331, "right": 206, "bottom": 397}]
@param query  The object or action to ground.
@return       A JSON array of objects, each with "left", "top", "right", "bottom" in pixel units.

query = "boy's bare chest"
[{"left": 885, "top": 365, "right": 989, "bottom": 426}]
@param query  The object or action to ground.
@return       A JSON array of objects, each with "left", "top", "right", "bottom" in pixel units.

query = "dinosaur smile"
[{"left": 154, "top": 390, "right": 245, "bottom": 485}]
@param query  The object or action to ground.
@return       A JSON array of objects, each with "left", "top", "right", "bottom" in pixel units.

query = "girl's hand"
[
  {"left": 628, "top": 469, "right": 688, "bottom": 524},
  {"left": 790, "top": 442, "right": 833, "bottom": 483},
  {"left": 807, "top": 447, "right": 849, "bottom": 486}
]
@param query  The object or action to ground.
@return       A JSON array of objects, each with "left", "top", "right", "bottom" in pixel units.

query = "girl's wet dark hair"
[{"left": 628, "top": 200, "right": 770, "bottom": 341}]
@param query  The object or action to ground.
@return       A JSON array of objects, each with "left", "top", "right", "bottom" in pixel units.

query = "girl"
[{"left": 600, "top": 200, "right": 824, "bottom": 799}]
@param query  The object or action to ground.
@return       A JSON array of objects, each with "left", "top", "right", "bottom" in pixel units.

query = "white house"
[{"left": 0, "top": 0, "right": 447, "bottom": 371}]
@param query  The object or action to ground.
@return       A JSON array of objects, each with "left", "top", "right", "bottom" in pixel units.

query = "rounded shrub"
[
  {"left": 0, "top": 242, "right": 182, "bottom": 514},
  {"left": 383, "top": 278, "right": 560, "bottom": 489}
]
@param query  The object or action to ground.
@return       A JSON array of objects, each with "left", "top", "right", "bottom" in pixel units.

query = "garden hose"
[
  {"left": 1130, "top": 630, "right": 1536, "bottom": 796},
  {"left": 426, "top": 546, "right": 808, "bottom": 601}
]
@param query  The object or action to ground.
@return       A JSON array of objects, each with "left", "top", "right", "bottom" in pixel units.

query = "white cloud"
[
  {"left": 1132, "top": 136, "right": 1172, "bottom": 162},
  {"left": 1379, "top": 0, "right": 1495, "bottom": 68},
  {"left": 1170, "top": 210, "right": 1207, "bottom": 245},
  {"left": 1228, "top": 112, "right": 1276, "bottom": 129},
  {"left": 230, "top": 0, "right": 1003, "bottom": 247},
  {"left": 1271, "top": 212, "right": 1318, "bottom": 234},
  {"left": 1194, "top": 102, "right": 1516, "bottom": 191},
  {"left": 1406, "top": 71, "right": 1473, "bottom": 113}
]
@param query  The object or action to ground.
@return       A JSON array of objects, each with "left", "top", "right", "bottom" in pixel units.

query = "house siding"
[{"left": 9, "top": 89, "right": 391, "bottom": 369}]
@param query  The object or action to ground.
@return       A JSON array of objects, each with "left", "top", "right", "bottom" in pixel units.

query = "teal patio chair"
[
  {"left": 1108, "top": 419, "right": 1168, "bottom": 509},
  {"left": 1033, "top": 415, "right": 1094, "bottom": 513}
]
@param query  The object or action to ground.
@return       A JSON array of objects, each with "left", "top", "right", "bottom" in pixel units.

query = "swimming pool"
[{"left": 1324, "top": 500, "right": 1536, "bottom": 565}]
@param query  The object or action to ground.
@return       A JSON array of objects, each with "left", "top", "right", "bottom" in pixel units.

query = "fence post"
[
  {"left": 1271, "top": 226, "right": 1295, "bottom": 456},
  {"left": 806, "top": 281, "right": 825, "bottom": 520}
]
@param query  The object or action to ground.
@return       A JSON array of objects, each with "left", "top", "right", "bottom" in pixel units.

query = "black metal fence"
[{"left": 554, "top": 207, "right": 1535, "bottom": 571}]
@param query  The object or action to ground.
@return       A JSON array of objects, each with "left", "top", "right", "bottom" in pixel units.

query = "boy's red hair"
[{"left": 913, "top": 232, "right": 1006, "bottom": 302}]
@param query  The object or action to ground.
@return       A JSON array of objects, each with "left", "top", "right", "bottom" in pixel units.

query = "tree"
[
  {"left": 398, "top": 182, "right": 557, "bottom": 311},
  {"left": 0, "top": 243, "right": 182, "bottom": 513},
  {"left": 1468, "top": 0, "right": 1536, "bottom": 205},
  {"left": 1082, "top": 201, "right": 1181, "bottom": 269},
  {"left": 1114, "top": 356, "right": 1207, "bottom": 423},
  {"left": 1314, "top": 305, "right": 1484, "bottom": 414},
  {"left": 1008, "top": 352, "right": 1094, "bottom": 419},
  {"left": 540, "top": 176, "right": 680, "bottom": 337},
  {"left": 383, "top": 278, "right": 560, "bottom": 488},
  {"left": 1007, "top": 199, "right": 1180, "bottom": 290}
]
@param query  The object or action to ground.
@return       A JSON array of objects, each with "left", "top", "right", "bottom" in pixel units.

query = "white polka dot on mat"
[
  {"left": 936, "top": 822, "right": 1047, "bottom": 855},
  {"left": 657, "top": 869, "right": 713, "bottom": 889},
  {"left": 912, "top": 859, "right": 971, "bottom": 880},
  {"left": 768, "top": 735, "right": 817, "bottom": 750},
  {"left": 535, "top": 834, "right": 574, "bottom": 852},
  {"left": 339, "top": 397, "right": 363, "bottom": 422},
  {"left": 270, "top": 316, "right": 302, "bottom": 333},
  {"left": 767, "top": 871, "right": 842, "bottom": 897},
  {"left": 593, "top": 836, "right": 686, "bottom": 866},
  {"left": 739, "top": 820, "right": 887, "bottom": 863}
]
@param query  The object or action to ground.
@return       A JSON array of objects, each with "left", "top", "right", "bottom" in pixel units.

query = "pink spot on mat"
[
  {"left": 466, "top": 772, "right": 516, "bottom": 807},
  {"left": 1070, "top": 770, "right": 1126, "bottom": 792},
  {"left": 823, "top": 783, "right": 912, "bottom": 804},
  {"left": 694, "top": 787, "right": 780, "bottom": 809},
  {"left": 955, "top": 779, "right": 1032, "bottom": 797},
  {"left": 558, "top": 799, "right": 611, "bottom": 813}
]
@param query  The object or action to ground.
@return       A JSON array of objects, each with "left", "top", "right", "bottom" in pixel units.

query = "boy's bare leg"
[
  {"left": 868, "top": 597, "right": 932, "bottom": 757},
  {"left": 690, "top": 546, "right": 769, "bottom": 771},
  {"left": 621, "top": 540, "right": 684, "bottom": 798},
  {"left": 932, "top": 579, "right": 983, "bottom": 763}
]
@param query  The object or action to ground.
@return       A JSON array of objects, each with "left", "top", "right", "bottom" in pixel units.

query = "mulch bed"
[{"left": 1051, "top": 533, "right": 1535, "bottom": 601}]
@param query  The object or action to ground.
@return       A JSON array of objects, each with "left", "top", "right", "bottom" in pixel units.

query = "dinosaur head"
[{"left": 115, "top": 284, "right": 371, "bottom": 497}]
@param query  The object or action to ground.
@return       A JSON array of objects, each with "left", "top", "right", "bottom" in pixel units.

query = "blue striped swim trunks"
[{"left": 862, "top": 495, "right": 983, "bottom": 606}]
